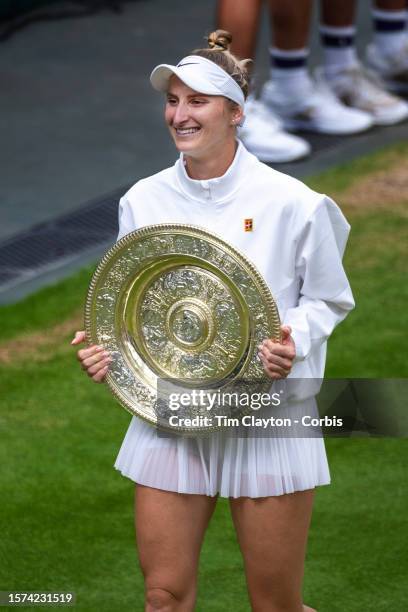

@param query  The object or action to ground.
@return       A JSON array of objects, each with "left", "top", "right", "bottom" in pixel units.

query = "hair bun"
[
  {"left": 207, "top": 29, "right": 232, "bottom": 52},
  {"left": 191, "top": 30, "right": 250, "bottom": 99}
]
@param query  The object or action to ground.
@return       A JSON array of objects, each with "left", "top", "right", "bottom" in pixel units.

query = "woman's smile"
[{"left": 174, "top": 126, "right": 202, "bottom": 137}]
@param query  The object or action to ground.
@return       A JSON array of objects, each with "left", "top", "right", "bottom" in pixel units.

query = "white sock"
[
  {"left": 269, "top": 47, "right": 311, "bottom": 95},
  {"left": 320, "top": 25, "right": 358, "bottom": 78},
  {"left": 372, "top": 9, "right": 408, "bottom": 58}
]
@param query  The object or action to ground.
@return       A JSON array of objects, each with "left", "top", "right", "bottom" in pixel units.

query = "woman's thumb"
[
  {"left": 280, "top": 325, "right": 292, "bottom": 339},
  {"left": 71, "top": 330, "right": 86, "bottom": 345}
]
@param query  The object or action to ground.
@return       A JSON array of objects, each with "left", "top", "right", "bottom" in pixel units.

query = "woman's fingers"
[
  {"left": 80, "top": 349, "right": 109, "bottom": 369},
  {"left": 261, "top": 365, "right": 287, "bottom": 380},
  {"left": 72, "top": 330, "right": 110, "bottom": 383},
  {"left": 92, "top": 365, "right": 109, "bottom": 383},
  {"left": 261, "top": 338, "right": 296, "bottom": 361},
  {"left": 258, "top": 350, "right": 289, "bottom": 374},
  {"left": 259, "top": 358, "right": 289, "bottom": 379},
  {"left": 86, "top": 357, "right": 112, "bottom": 377},
  {"left": 77, "top": 345, "right": 104, "bottom": 363},
  {"left": 259, "top": 350, "right": 292, "bottom": 371},
  {"left": 258, "top": 337, "right": 294, "bottom": 380}
]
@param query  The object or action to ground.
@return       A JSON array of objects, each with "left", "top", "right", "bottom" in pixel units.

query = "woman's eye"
[
  {"left": 191, "top": 99, "right": 205, "bottom": 105},
  {"left": 167, "top": 98, "right": 177, "bottom": 105}
]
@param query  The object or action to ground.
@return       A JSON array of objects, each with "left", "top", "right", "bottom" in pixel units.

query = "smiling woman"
[{"left": 72, "top": 29, "right": 354, "bottom": 612}]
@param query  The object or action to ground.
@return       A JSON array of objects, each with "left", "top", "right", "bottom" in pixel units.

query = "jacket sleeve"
[
  {"left": 117, "top": 195, "right": 136, "bottom": 241},
  {"left": 283, "top": 196, "right": 355, "bottom": 362}
]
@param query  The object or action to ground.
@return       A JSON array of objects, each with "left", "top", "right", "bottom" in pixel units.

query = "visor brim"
[{"left": 150, "top": 64, "right": 223, "bottom": 97}]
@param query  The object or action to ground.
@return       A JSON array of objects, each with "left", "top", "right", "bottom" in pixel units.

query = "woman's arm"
[
  {"left": 258, "top": 195, "right": 354, "bottom": 379},
  {"left": 283, "top": 195, "right": 355, "bottom": 362}
]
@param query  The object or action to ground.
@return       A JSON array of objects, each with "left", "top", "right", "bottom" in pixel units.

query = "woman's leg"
[
  {"left": 229, "top": 489, "right": 315, "bottom": 612},
  {"left": 135, "top": 484, "right": 218, "bottom": 612}
]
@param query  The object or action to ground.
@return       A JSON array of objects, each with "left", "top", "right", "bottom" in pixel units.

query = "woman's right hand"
[{"left": 71, "top": 330, "right": 111, "bottom": 383}]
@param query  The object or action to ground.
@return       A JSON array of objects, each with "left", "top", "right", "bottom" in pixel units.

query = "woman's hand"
[
  {"left": 71, "top": 330, "right": 111, "bottom": 383},
  {"left": 258, "top": 325, "right": 296, "bottom": 380}
]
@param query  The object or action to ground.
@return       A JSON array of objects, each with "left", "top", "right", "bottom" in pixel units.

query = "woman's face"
[{"left": 165, "top": 75, "right": 242, "bottom": 160}]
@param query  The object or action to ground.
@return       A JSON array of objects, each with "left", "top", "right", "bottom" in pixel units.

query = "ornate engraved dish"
[{"left": 85, "top": 224, "right": 281, "bottom": 434}]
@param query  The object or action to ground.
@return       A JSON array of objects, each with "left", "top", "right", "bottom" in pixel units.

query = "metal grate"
[{"left": 0, "top": 184, "right": 131, "bottom": 293}]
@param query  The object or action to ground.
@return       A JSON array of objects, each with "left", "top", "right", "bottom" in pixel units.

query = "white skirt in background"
[{"left": 114, "top": 398, "right": 331, "bottom": 499}]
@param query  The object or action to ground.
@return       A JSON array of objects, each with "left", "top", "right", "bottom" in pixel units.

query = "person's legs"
[
  {"left": 135, "top": 484, "right": 218, "bottom": 611},
  {"left": 321, "top": 0, "right": 407, "bottom": 58},
  {"left": 217, "top": 0, "right": 262, "bottom": 59},
  {"left": 366, "top": 0, "right": 408, "bottom": 92},
  {"left": 372, "top": 1, "right": 407, "bottom": 56},
  {"left": 217, "top": 0, "right": 312, "bottom": 59},
  {"left": 216, "top": 0, "right": 311, "bottom": 162},
  {"left": 268, "top": 0, "right": 312, "bottom": 50},
  {"left": 229, "top": 490, "right": 315, "bottom": 612},
  {"left": 260, "top": 0, "right": 373, "bottom": 134},
  {"left": 319, "top": 0, "right": 408, "bottom": 125},
  {"left": 320, "top": 0, "right": 355, "bottom": 27},
  {"left": 320, "top": 0, "right": 358, "bottom": 77},
  {"left": 267, "top": 0, "right": 312, "bottom": 97}
]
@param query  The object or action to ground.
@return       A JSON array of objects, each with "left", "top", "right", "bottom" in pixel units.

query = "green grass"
[
  {"left": 0, "top": 267, "right": 94, "bottom": 343},
  {"left": 1, "top": 143, "right": 407, "bottom": 610},
  {"left": 325, "top": 210, "right": 407, "bottom": 377},
  {"left": 306, "top": 140, "right": 408, "bottom": 195}
]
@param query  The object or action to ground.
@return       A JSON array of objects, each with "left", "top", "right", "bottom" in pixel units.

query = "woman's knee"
[
  {"left": 145, "top": 585, "right": 195, "bottom": 611},
  {"left": 249, "top": 585, "right": 302, "bottom": 612},
  {"left": 246, "top": 567, "right": 303, "bottom": 611},
  {"left": 145, "top": 586, "right": 178, "bottom": 611}
]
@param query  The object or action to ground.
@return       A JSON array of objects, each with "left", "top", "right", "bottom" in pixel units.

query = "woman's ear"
[{"left": 230, "top": 105, "right": 244, "bottom": 127}]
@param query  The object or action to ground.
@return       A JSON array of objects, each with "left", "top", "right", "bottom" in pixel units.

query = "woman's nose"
[{"left": 173, "top": 102, "right": 189, "bottom": 125}]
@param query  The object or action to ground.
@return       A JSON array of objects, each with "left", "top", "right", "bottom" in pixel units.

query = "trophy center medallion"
[
  {"left": 172, "top": 309, "right": 203, "bottom": 343},
  {"left": 166, "top": 299, "right": 213, "bottom": 350}
]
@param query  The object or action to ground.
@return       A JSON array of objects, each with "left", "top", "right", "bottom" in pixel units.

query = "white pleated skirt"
[{"left": 114, "top": 397, "right": 331, "bottom": 498}]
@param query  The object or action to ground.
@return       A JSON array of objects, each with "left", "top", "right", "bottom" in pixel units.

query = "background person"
[
  {"left": 317, "top": 0, "right": 408, "bottom": 125},
  {"left": 217, "top": 0, "right": 374, "bottom": 164},
  {"left": 72, "top": 30, "right": 354, "bottom": 611},
  {"left": 218, "top": 0, "right": 408, "bottom": 161}
]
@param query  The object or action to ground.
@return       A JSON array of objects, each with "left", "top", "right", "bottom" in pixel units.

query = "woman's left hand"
[{"left": 258, "top": 325, "right": 296, "bottom": 380}]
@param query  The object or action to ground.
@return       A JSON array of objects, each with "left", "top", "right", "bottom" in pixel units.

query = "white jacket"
[{"left": 117, "top": 140, "right": 355, "bottom": 382}]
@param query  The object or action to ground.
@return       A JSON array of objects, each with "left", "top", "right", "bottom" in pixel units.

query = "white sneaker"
[
  {"left": 260, "top": 75, "right": 373, "bottom": 135},
  {"left": 319, "top": 64, "right": 408, "bottom": 126},
  {"left": 239, "top": 97, "right": 311, "bottom": 163},
  {"left": 366, "top": 41, "right": 408, "bottom": 95}
]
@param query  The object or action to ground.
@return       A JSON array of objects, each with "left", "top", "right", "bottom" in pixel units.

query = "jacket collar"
[{"left": 174, "top": 140, "right": 256, "bottom": 204}]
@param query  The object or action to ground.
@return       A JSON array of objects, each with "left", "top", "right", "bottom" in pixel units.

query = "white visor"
[{"left": 150, "top": 55, "right": 245, "bottom": 109}]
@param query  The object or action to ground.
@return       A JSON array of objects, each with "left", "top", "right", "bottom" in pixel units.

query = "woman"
[{"left": 72, "top": 30, "right": 354, "bottom": 612}]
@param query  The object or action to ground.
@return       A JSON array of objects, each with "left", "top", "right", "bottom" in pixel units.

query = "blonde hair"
[{"left": 191, "top": 29, "right": 251, "bottom": 100}]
